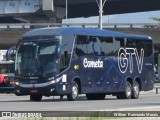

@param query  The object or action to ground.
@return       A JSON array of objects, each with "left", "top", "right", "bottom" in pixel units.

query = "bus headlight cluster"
[
  {"left": 50, "top": 80, "right": 56, "bottom": 84},
  {"left": 15, "top": 82, "right": 19, "bottom": 85}
]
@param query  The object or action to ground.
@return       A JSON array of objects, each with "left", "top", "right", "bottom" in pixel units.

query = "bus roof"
[{"left": 20, "top": 27, "right": 152, "bottom": 41}]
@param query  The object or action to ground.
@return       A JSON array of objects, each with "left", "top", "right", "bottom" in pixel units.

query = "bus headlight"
[
  {"left": 15, "top": 82, "right": 19, "bottom": 85},
  {"left": 50, "top": 80, "right": 56, "bottom": 84}
]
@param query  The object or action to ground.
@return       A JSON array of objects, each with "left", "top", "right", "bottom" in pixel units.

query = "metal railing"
[
  {"left": 0, "top": 23, "right": 160, "bottom": 30},
  {"left": 154, "top": 81, "right": 160, "bottom": 94}
]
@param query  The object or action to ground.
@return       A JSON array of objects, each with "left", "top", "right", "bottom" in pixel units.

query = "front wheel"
[
  {"left": 131, "top": 81, "right": 140, "bottom": 99},
  {"left": 67, "top": 81, "right": 79, "bottom": 101},
  {"left": 30, "top": 94, "right": 42, "bottom": 101}
]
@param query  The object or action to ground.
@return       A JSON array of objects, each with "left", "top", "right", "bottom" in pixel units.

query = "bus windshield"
[{"left": 16, "top": 40, "right": 59, "bottom": 76}]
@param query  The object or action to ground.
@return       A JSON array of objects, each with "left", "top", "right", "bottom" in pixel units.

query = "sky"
[{"left": 63, "top": 10, "right": 160, "bottom": 24}]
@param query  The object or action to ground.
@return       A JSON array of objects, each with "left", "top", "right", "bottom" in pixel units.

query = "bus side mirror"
[{"left": 7, "top": 46, "right": 16, "bottom": 61}]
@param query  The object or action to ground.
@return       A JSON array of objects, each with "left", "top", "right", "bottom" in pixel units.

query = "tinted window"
[
  {"left": 75, "top": 35, "right": 88, "bottom": 57},
  {"left": 88, "top": 36, "right": 101, "bottom": 55},
  {"left": 100, "top": 37, "right": 125, "bottom": 56},
  {"left": 145, "top": 41, "right": 153, "bottom": 57},
  {"left": 136, "top": 40, "right": 145, "bottom": 56},
  {"left": 75, "top": 36, "right": 125, "bottom": 57},
  {"left": 127, "top": 38, "right": 153, "bottom": 57},
  {"left": 75, "top": 35, "right": 103, "bottom": 56}
]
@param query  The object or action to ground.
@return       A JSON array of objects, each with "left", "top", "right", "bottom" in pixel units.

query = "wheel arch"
[{"left": 126, "top": 77, "right": 133, "bottom": 86}]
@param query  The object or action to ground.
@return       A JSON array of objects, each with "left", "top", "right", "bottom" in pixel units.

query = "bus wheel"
[
  {"left": 131, "top": 81, "right": 140, "bottom": 99},
  {"left": 67, "top": 81, "right": 79, "bottom": 101},
  {"left": 117, "top": 81, "right": 132, "bottom": 99},
  {"left": 30, "top": 94, "right": 42, "bottom": 101},
  {"left": 123, "top": 81, "right": 132, "bottom": 99},
  {"left": 86, "top": 94, "right": 106, "bottom": 100}
]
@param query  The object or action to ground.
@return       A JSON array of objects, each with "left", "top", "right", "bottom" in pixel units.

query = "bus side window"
[
  {"left": 145, "top": 41, "right": 152, "bottom": 57},
  {"left": 126, "top": 39, "right": 136, "bottom": 54},
  {"left": 101, "top": 37, "right": 122, "bottom": 57},
  {"left": 100, "top": 37, "right": 113, "bottom": 56},
  {"left": 137, "top": 41, "right": 145, "bottom": 56},
  {"left": 91, "top": 37, "right": 101, "bottom": 56},
  {"left": 75, "top": 35, "right": 88, "bottom": 57},
  {"left": 126, "top": 39, "right": 136, "bottom": 48},
  {"left": 114, "top": 38, "right": 125, "bottom": 56},
  {"left": 115, "top": 38, "right": 125, "bottom": 48}
]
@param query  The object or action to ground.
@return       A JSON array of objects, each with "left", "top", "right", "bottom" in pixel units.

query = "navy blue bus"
[{"left": 14, "top": 27, "right": 154, "bottom": 101}]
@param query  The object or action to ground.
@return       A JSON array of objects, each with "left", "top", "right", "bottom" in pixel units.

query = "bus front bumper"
[{"left": 14, "top": 80, "right": 59, "bottom": 96}]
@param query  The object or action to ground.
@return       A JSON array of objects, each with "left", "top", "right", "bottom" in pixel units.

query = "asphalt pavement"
[{"left": 0, "top": 88, "right": 159, "bottom": 119}]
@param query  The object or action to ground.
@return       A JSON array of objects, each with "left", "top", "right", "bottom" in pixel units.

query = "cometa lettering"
[{"left": 83, "top": 58, "right": 103, "bottom": 68}]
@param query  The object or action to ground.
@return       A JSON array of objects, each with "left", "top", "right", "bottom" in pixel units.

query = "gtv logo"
[{"left": 118, "top": 48, "right": 144, "bottom": 74}]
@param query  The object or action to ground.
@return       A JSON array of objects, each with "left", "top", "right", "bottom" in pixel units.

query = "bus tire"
[
  {"left": 30, "top": 94, "right": 42, "bottom": 101},
  {"left": 67, "top": 81, "right": 79, "bottom": 101},
  {"left": 123, "top": 81, "right": 132, "bottom": 99},
  {"left": 131, "top": 81, "right": 140, "bottom": 99},
  {"left": 117, "top": 81, "right": 132, "bottom": 99},
  {"left": 86, "top": 93, "right": 106, "bottom": 100}
]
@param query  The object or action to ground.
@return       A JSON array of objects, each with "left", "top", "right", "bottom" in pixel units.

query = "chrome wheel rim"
[
  {"left": 72, "top": 85, "right": 78, "bottom": 99},
  {"left": 133, "top": 85, "right": 139, "bottom": 97},
  {"left": 126, "top": 85, "right": 131, "bottom": 97}
]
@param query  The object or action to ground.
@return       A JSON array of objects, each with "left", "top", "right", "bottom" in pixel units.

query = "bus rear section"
[
  {"left": 72, "top": 35, "right": 154, "bottom": 100},
  {"left": 14, "top": 27, "right": 154, "bottom": 101}
]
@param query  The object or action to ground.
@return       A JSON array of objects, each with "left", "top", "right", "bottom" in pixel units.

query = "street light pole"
[
  {"left": 66, "top": 0, "right": 68, "bottom": 20},
  {"left": 99, "top": 0, "right": 103, "bottom": 29},
  {"left": 96, "top": 0, "right": 107, "bottom": 29}
]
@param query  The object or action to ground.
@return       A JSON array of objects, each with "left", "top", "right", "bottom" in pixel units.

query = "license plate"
[{"left": 30, "top": 90, "right": 38, "bottom": 93}]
